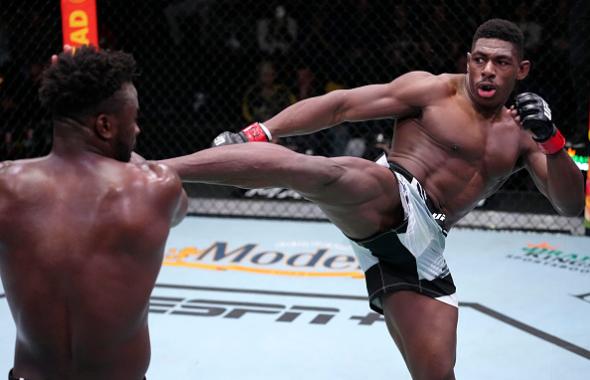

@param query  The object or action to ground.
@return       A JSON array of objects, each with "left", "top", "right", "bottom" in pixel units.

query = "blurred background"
[{"left": 1, "top": 0, "right": 588, "bottom": 234}]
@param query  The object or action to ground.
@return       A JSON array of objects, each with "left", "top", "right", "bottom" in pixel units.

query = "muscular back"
[{"left": 0, "top": 154, "right": 185, "bottom": 380}]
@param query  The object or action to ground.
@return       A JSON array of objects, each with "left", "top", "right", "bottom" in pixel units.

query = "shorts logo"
[{"left": 432, "top": 213, "right": 446, "bottom": 221}]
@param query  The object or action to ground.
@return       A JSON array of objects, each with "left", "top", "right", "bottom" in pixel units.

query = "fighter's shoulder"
[
  {"left": 397, "top": 71, "right": 450, "bottom": 82},
  {"left": 395, "top": 71, "right": 454, "bottom": 93},
  {"left": 0, "top": 161, "right": 13, "bottom": 190},
  {"left": 0, "top": 159, "right": 43, "bottom": 197},
  {"left": 0, "top": 160, "right": 13, "bottom": 173},
  {"left": 129, "top": 160, "right": 178, "bottom": 182},
  {"left": 128, "top": 161, "right": 182, "bottom": 194},
  {"left": 0, "top": 159, "right": 40, "bottom": 183},
  {"left": 0, "top": 159, "right": 29, "bottom": 174},
  {"left": 427, "top": 73, "right": 458, "bottom": 93}
]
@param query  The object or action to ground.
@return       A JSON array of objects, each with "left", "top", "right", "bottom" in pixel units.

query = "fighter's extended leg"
[{"left": 162, "top": 143, "right": 404, "bottom": 239}]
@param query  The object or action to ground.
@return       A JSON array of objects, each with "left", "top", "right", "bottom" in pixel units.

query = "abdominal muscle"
[{"left": 387, "top": 118, "right": 515, "bottom": 228}]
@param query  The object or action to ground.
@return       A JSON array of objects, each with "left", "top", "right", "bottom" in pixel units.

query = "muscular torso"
[
  {"left": 304, "top": 74, "right": 536, "bottom": 239},
  {"left": 388, "top": 75, "right": 527, "bottom": 227},
  {"left": 0, "top": 154, "right": 179, "bottom": 380}
]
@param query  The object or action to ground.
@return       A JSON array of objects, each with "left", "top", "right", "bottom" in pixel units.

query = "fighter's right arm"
[
  {"left": 212, "top": 71, "right": 448, "bottom": 146},
  {"left": 264, "top": 71, "right": 442, "bottom": 137}
]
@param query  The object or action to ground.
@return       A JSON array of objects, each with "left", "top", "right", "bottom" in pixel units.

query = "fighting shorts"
[{"left": 348, "top": 156, "right": 458, "bottom": 314}]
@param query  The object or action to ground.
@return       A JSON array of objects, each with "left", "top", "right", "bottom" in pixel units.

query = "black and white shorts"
[{"left": 348, "top": 157, "right": 457, "bottom": 314}]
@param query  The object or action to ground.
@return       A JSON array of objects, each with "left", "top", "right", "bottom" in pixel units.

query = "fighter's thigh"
[
  {"left": 383, "top": 291, "right": 458, "bottom": 380},
  {"left": 319, "top": 156, "right": 399, "bottom": 205}
]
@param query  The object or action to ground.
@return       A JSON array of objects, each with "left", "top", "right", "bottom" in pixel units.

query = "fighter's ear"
[
  {"left": 95, "top": 114, "right": 114, "bottom": 140},
  {"left": 517, "top": 59, "right": 531, "bottom": 80}
]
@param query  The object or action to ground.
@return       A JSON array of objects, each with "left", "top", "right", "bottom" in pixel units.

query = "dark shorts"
[
  {"left": 348, "top": 160, "right": 457, "bottom": 314},
  {"left": 352, "top": 229, "right": 457, "bottom": 314}
]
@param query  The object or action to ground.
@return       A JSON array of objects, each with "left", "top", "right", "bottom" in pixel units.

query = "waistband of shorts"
[{"left": 388, "top": 161, "right": 443, "bottom": 216}]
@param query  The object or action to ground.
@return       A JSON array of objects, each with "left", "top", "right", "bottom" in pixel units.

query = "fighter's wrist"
[
  {"left": 257, "top": 122, "right": 272, "bottom": 141},
  {"left": 241, "top": 122, "right": 272, "bottom": 142},
  {"left": 536, "top": 128, "right": 565, "bottom": 155}
]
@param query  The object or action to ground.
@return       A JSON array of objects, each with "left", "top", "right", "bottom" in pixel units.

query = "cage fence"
[{"left": 1, "top": 0, "right": 588, "bottom": 234}]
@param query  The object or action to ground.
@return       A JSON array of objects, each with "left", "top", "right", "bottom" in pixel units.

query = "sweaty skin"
[
  {"left": 0, "top": 157, "right": 185, "bottom": 380},
  {"left": 385, "top": 73, "right": 538, "bottom": 227},
  {"left": 0, "top": 82, "right": 187, "bottom": 380}
]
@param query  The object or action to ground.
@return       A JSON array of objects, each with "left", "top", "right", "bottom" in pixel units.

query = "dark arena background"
[{"left": 1, "top": 0, "right": 589, "bottom": 233}]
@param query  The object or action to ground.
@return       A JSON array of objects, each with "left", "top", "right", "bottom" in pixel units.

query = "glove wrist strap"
[
  {"left": 242, "top": 122, "right": 272, "bottom": 142},
  {"left": 537, "top": 128, "right": 565, "bottom": 155}
]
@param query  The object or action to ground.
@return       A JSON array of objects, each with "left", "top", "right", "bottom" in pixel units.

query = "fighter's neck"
[{"left": 51, "top": 120, "right": 109, "bottom": 159}]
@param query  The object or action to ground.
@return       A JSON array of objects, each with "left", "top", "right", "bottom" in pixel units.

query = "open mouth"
[{"left": 477, "top": 83, "right": 497, "bottom": 98}]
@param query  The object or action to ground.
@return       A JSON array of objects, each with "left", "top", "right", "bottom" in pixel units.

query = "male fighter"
[
  {"left": 0, "top": 46, "right": 187, "bottom": 380},
  {"left": 162, "top": 19, "right": 584, "bottom": 379}
]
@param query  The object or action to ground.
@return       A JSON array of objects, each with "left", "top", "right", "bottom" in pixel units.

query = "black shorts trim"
[
  {"left": 388, "top": 161, "right": 448, "bottom": 234},
  {"left": 365, "top": 260, "right": 456, "bottom": 314},
  {"left": 351, "top": 219, "right": 456, "bottom": 314}
]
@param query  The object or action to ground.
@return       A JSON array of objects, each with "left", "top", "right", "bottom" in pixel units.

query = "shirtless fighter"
[
  {"left": 0, "top": 46, "right": 187, "bottom": 380},
  {"left": 161, "top": 19, "right": 583, "bottom": 379}
]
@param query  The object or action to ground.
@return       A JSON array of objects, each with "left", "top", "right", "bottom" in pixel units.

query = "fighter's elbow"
[{"left": 327, "top": 90, "right": 349, "bottom": 124}]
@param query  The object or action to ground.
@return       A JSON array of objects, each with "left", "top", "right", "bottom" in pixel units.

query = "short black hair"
[
  {"left": 472, "top": 19, "right": 524, "bottom": 59},
  {"left": 39, "top": 45, "right": 137, "bottom": 118}
]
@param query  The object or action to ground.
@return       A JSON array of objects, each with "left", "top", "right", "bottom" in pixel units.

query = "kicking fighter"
[{"left": 162, "top": 19, "right": 583, "bottom": 379}]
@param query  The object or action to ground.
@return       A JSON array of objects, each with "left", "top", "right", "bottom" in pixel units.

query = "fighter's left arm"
[
  {"left": 512, "top": 93, "right": 584, "bottom": 216},
  {"left": 523, "top": 146, "right": 584, "bottom": 216}
]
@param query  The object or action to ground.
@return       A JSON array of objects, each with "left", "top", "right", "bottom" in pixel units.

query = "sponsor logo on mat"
[
  {"left": 149, "top": 295, "right": 383, "bottom": 326},
  {"left": 164, "top": 240, "right": 363, "bottom": 278},
  {"left": 506, "top": 242, "right": 590, "bottom": 274}
]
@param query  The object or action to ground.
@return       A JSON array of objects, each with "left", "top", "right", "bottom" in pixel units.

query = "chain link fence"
[{"left": 1, "top": 0, "right": 588, "bottom": 234}]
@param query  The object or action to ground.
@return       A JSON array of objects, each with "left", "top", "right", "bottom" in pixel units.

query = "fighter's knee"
[
  {"left": 411, "top": 358, "right": 455, "bottom": 380},
  {"left": 403, "top": 344, "right": 456, "bottom": 380}
]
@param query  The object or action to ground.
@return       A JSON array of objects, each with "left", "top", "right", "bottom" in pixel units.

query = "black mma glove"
[
  {"left": 514, "top": 92, "right": 565, "bottom": 154},
  {"left": 212, "top": 122, "right": 272, "bottom": 147}
]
